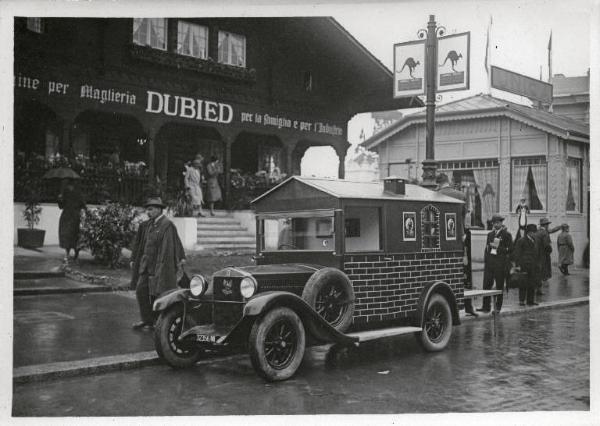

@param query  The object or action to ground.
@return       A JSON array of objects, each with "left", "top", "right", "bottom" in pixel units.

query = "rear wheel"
[
  {"left": 417, "top": 293, "right": 453, "bottom": 352},
  {"left": 155, "top": 304, "right": 202, "bottom": 368},
  {"left": 249, "top": 307, "right": 306, "bottom": 382},
  {"left": 302, "top": 268, "right": 355, "bottom": 332}
]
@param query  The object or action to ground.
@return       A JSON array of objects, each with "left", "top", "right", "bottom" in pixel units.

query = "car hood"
[{"left": 212, "top": 264, "right": 324, "bottom": 279}]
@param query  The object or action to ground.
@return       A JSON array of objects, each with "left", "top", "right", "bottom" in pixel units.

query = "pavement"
[{"left": 12, "top": 244, "right": 589, "bottom": 383}]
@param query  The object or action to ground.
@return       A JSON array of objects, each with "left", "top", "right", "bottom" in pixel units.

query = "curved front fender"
[
  {"left": 241, "top": 291, "right": 358, "bottom": 346},
  {"left": 153, "top": 288, "right": 191, "bottom": 312}
]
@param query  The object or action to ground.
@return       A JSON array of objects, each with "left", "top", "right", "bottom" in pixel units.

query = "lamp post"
[{"left": 417, "top": 15, "right": 446, "bottom": 189}]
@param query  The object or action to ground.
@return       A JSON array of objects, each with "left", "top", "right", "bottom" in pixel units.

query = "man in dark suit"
[
  {"left": 513, "top": 224, "right": 540, "bottom": 306},
  {"left": 130, "top": 197, "right": 186, "bottom": 330},
  {"left": 478, "top": 214, "right": 513, "bottom": 312}
]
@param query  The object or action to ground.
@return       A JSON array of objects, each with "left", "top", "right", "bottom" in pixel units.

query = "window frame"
[
  {"left": 132, "top": 18, "right": 168, "bottom": 51},
  {"left": 511, "top": 156, "right": 548, "bottom": 213},
  {"left": 421, "top": 205, "right": 441, "bottom": 252},
  {"left": 176, "top": 20, "right": 208, "bottom": 59},
  {"left": 566, "top": 157, "right": 582, "bottom": 213},
  {"left": 217, "top": 30, "right": 246, "bottom": 68}
]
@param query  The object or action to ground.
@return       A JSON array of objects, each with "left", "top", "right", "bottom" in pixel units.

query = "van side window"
[{"left": 421, "top": 205, "right": 440, "bottom": 251}]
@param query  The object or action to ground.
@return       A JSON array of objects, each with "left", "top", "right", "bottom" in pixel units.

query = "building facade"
[
  {"left": 363, "top": 94, "right": 590, "bottom": 264},
  {"left": 14, "top": 17, "right": 419, "bottom": 207}
]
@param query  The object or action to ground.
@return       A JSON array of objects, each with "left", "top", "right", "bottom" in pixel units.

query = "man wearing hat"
[
  {"left": 535, "top": 217, "right": 561, "bottom": 290},
  {"left": 129, "top": 197, "right": 186, "bottom": 330},
  {"left": 478, "top": 213, "right": 513, "bottom": 313},
  {"left": 513, "top": 223, "right": 541, "bottom": 305}
]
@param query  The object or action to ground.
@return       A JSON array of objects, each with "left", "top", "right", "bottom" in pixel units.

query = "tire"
[
  {"left": 417, "top": 293, "right": 453, "bottom": 352},
  {"left": 154, "top": 304, "right": 202, "bottom": 368},
  {"left": 249, "top": 307, "right": 306, "bottom": 382},
  {"left": 302, "top": 268, "right": 355, "bottom": 333}
]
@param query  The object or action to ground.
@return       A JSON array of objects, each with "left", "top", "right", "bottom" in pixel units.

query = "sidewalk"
[{"left": 13, "top": 245, "right": 589, "bottom": 382}]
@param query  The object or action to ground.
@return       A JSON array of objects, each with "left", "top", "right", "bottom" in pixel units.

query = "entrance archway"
[
  {"left": 73, "top": 110, "right": 145, "bottom": 164},
  {"left": 157, "top": 123, "right": 224, "bottom": 193},
  {"left": 231, "top": 132, "right": 284, "bottom": 175},
  {"left": 14, "top": 100, "right": 61, "bottom": 157},
  {"left": 294, "top": 141, "right": 341, "bottom": 178}
]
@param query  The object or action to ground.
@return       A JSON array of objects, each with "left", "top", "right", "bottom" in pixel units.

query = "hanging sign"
[
  {"left": 437, "top": 32, "right": 470, "bottom": 93},
  {"left": 393, "top": 39, "right": 425, "bottom": 98},
  {"left": 491, "top": 66, "right": 553, "bottom": 103}
]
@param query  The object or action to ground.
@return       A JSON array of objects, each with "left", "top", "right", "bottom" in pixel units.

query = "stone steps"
[{"left": 193, "top": 212, "right": 256, "bottom": 253}]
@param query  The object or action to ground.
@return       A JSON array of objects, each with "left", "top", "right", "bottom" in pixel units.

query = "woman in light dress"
[{"left": 184, "top": 156, "right": 205, "bottom": 217}]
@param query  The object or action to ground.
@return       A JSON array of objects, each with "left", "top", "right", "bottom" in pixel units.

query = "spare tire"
[{"left": 302, "top": 267, "right": 355, "bottom": 333}]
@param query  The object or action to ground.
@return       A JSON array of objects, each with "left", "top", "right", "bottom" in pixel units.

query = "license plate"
[{"left": 197, "top": 334, "right": 217, "bottom": 343}]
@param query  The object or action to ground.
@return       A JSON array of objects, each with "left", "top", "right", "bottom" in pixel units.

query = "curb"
[
  {"left": 14, "top": 285, "right": 113, "bottom": 296},
  {"left": 13, "top": 296, "right": 589, "bottom": 384},
  {"left": 14, "top": 270, "right": 65, "bottom": 279},
  {"left": 459, "top": 296, "right": 589, "bottom": 322}
]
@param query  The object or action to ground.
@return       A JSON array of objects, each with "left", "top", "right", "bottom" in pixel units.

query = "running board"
[{"left": 347, "top": 326, "right": 423, "bottom": 343}]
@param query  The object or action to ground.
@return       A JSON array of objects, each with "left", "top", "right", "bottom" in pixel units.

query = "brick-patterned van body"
[{"left": 249, "top": 175, "right": 466, "bottom": 331}]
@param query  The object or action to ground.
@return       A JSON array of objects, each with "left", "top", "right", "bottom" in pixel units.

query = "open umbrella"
[{"left": 42, "top": 167, "right": 80, "bottom": 180}]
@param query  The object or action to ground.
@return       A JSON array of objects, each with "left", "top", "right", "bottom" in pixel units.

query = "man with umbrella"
[{"left": 43, "top": 167, "right": 86, "bottom": 261}]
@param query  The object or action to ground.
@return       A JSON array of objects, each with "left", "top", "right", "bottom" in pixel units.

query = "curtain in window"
[
  {"left": 512, "top": 165, "right": 529, "bottom": 211},
  {"left": 530, "top": 164, "right": 547, "bottom": 211},
  {"left": 133, "top": 18, "right": 146, "bottom": 45},
  {"left": 182, "top": 25, "right": 192, "bottom": 55},
  {"left": 218, "top": 33, "right": 229, "bottom": 63},
  {"left": 473, "top": 168, "right": 498, "bottom": 226},
  {"left": 566, "top": 160, "right": 580, "bottom": 211}
]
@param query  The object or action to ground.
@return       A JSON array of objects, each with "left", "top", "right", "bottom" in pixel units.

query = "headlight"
[
  {"left": 240, "top": 277, "right": 257, "bottom": 299},
  {"left": 190, "top": 275, "right": 208, "bottom": 297}
]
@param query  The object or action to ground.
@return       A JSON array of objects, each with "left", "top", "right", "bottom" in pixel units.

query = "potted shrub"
[{"left": 17, "top": 178, "right": 45, "bottom": 248}]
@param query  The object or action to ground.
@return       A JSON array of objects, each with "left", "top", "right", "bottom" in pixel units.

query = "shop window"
[
  {"left": 218, "top": 31, "right": 246, "bottom": 67},
  {"left": 177, "top": 21, "right": 208, "bottom": 59},
  {"left": 26, "top": 18, "right": 44, "bottom": 33},
  {"left": 566, "top": 158, "right": 582, "bottom": 212},
  {"left": 512, "top": 157, "right": 547, "bottom": 213},
  {"left": 421, "top": 205, "right": 440, "bottom": 251},
  {"left": 439, "top": 160, "right": 499, "bottom": 229},
  {"left": 132, "top": 18, "right": 167, "bottom": 51}
]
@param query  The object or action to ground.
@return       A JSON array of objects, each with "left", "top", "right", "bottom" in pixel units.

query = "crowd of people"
[{"left": 477, "top": 209, "right": 574, "bottom": 312}]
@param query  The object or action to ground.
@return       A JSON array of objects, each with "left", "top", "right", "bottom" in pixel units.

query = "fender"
[
  {"left": 416, "top": 281, "right": 460, "bottom": 327},
  {"left": 221, "top": 291, "right": 357, "bottom": 346},
  {"left": 152, "top": 288, "right": 215, "bottom": 312}
]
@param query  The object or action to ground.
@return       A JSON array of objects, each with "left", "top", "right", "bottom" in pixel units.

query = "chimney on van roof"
[{"left": 383, "top": 176, "right": 406, "bottom": 196}]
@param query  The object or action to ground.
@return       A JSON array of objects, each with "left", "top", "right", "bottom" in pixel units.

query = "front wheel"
[
  {"left": 249, "top": 307, "right": 306, "bottom": 382},
  {"left": 417, "top": 293, "right": 453, "bottom": 352},
  {"left": 154, "top": 304, "right": 202, "bottom": 368}
]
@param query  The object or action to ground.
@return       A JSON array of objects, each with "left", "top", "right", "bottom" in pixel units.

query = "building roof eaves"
[{"left": 326, "top": 17, "right": 393, "bottom": 78}]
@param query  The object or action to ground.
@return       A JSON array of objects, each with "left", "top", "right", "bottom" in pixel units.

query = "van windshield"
[{"left": 260, "top": 215, "right": 335, "bottom": 252}]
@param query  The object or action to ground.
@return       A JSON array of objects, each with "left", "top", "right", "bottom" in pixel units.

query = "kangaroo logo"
[
  {"left": 439, "top": 50, "right": 463, "bottom": 72},
  {"left": 398, "top": 57, "right": 420, "bottom": 79}
]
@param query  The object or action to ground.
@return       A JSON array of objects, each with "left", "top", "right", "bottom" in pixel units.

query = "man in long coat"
[
  {"left": 513, "top": 224, "right": 541, "bottom": 305},
  {"left": 130, "top": 197, "right": 186, "bottom": 330},
  {"left": 478, "top": 214, "right": 512, "bottom": 312},
  {"left": 535, "top": 217, "right": 561, "bottom": 292}
]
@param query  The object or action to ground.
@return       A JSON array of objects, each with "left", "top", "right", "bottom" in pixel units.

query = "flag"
[
  {"left": 484, "top": 16, "right": 493, "bottom": 93},
  {"left": 547, "top": 30, "right": 553, "bottom": 83}
]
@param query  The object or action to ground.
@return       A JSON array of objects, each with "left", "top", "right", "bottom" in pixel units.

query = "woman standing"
[
  {"left": 58, "top": 179, "right": 86, "bottom": 261},
  {"left": 557, "top": 223, "right": 575, "bottom": 275},
  {"left": 184, "top": 157, "right": 205, "bottom": 217},
  {"left": 205, "top": 156, "right": 223, "bottom": 216}
]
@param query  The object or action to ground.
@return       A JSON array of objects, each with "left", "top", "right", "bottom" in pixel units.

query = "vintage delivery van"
[{"left": 153, "top": 176, "right": 466, "bottom": 381}]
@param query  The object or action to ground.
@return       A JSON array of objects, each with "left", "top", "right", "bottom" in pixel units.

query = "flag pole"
[
  {"left": 485, "top": 15, "right": 493, "bottom": 94},
  {"left": 548, "top": 30, "right": 553, "bottom": 111}
]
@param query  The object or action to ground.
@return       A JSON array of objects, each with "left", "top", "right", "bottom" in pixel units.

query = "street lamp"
[{"left": 417, "top": 15, "right": 446, "bottom": 189}]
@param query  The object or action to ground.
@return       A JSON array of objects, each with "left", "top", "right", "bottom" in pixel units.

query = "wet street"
[{"left": 13, "top": 304, "right": 589, "bottom": 416}]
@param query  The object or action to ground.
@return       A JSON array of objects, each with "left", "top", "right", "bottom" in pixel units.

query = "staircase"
[{"left": 193, "top": 211, "right": 256, "bottom": 254}]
